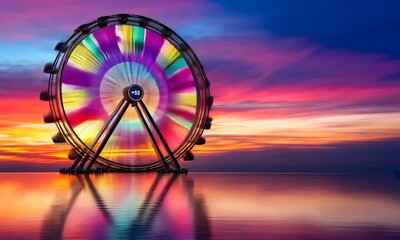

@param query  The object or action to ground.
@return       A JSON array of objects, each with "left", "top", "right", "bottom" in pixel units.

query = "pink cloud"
[
  {"left": 190, "top": 35, "right": 400, "bottom": 119},
  {"left": 0, "top": 0, "right": 217, "bottom": 40}
]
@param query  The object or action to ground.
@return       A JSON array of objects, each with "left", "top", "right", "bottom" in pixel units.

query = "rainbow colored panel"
[{"left": 61, "top": 24, "right": 197, "bottom": 165}]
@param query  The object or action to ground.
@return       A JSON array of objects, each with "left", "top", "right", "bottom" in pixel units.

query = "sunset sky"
[{"left": 0, "top": 0, "right": 399, "bottom": 172}]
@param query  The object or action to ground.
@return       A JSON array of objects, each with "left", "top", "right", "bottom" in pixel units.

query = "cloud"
[
  {"left": 0, "top": 0, "right": 218, "bottom": 41},
  {"left": 192, "top": 35, "right": 400, "bottom": 120},
  {"left": 0, "top": 67, "right": 45, "bottom": 96},
  {"left": 185, "top": 33, "right": 400, "bottom": 156}
]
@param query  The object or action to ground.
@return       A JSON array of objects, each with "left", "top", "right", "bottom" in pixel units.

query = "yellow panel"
[
  {"left": 117, "top": 25, "right": 133, "bottom": 54},
  {"left": 174, "top": 93, "right": 197, "bottom": 107},
  {"left": 156, "top": 41, "right": 180, "bottom": 69},
  {"left": 73, "top": 120, "right": 104, "bottom": 145},
  {"left": 62, "top": 84, "right": 90, "bottom": 113},
  {"left": 69, "top": 42, "right": 102, "bottom": 73}
]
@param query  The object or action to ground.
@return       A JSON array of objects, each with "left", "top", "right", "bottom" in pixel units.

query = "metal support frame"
[
  {"left": 85, "top": 100, "right": 130, "bottom": 170},
  {"left": 133, "top": 102, "right": 168, "bottom": 168},
  {"left": 71, "top": 99, "right": 126, "bottom": 170},
  {"left": 67, "top": 97, "right": 183, "bottom": 172},
  {"left": 138, "top": 100, "right": 181, "bottom": 169}
]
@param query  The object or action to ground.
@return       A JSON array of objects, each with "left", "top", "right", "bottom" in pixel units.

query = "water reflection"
[
  {"left": 1, "top": 173, "right": 400, "bottom": 239},
  {"left": 40, "top": 173, "right": 210, "bottom": 240},
  {"left": 192, "top": 174, "right": 400, "bottom": 240}
]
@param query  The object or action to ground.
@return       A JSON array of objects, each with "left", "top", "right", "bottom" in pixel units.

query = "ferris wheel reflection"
[{"left": 41, "top": 173, "right": 210, "bottom": 240}]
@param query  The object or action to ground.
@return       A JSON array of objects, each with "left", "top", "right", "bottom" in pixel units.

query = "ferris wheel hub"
[{"left": 123, "top": 84, "right": 144, "bottom": 102}]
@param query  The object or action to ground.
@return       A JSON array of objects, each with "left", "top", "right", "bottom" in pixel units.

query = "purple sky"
[{"left": 0, "top": 0, "right": 399, "bottom": 172}]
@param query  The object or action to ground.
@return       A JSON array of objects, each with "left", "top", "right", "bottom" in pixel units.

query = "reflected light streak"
[
  {"left": 0, "top": 173, "right": 209, "bottom": 239},
  {"left": 192, "top": 174, "right": 400, "bottom": 229},
  {"left": 2, "top": 173, "right": 400, "bottom": 239}
]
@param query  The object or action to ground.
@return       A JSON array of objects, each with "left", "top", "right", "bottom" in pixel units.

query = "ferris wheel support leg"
[
  {"left": 133, "top": 103, "right": 168, "bottom": 169},
  {"left": 138, "top": 100, "right": 182, "bottom": 170},
  {"left": 74, "top": 99, "right": 126, "bottom": 171},
  {"left": 77, "top": 154, "right": 90, "bottom": 171},
  {"left": 86, "top": 100, "right": 130, "bottom": 170},
  {"left": 70, "top": 155, "right": 83, "bottom": 170}
]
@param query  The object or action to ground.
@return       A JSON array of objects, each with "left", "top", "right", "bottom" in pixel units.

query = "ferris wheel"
[{"left": 40, "top": 14, "right": 213, "bottom": 173}]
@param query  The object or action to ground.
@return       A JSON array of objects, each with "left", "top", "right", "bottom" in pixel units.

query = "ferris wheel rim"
[{"left": 45, "top": 14, "right": 211, "bottom": 171}]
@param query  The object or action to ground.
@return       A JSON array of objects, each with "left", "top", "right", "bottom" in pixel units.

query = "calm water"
[{"left": 1, "top": 173, "right": 400, "bottom": 239}]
